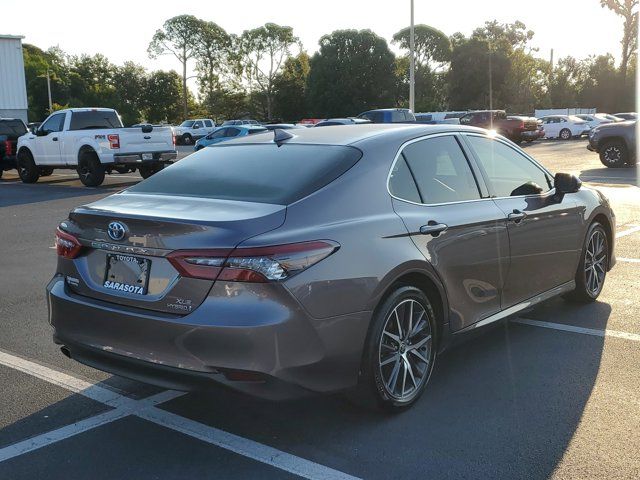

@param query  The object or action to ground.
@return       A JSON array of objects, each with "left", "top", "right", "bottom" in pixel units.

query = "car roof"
[{"left": 217, "top": 123, "right": 488, "bottom": 147}]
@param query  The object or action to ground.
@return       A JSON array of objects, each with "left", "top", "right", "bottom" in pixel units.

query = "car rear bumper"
[
  {"left": 113, "top": 150, "right": 177, "bottom": 164},
  {"left": 47, "top": 275, "right": 370, "bottom": 399}
]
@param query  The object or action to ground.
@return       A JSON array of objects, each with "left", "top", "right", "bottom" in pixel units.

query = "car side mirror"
[
  {"left": 554, "top": 173, "right": 581, "bottom": 194},
  {"left": 35, "top": 128, "right": 48, "bottom": 137}
]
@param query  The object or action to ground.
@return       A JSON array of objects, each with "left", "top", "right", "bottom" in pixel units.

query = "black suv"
[
  {"left": 0, "top": 118, "right": 28, "bottom": 179},
  {"left": 587, "top": 120, "right": 637, "bottom": 168}
]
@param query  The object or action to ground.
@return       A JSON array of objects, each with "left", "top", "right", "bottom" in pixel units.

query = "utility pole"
[
  {"left": 46, "top": 68, "right": 52, "bottom": 113},
  {"left": 409, "top": 0, "right": 415, "bottom": 112}
]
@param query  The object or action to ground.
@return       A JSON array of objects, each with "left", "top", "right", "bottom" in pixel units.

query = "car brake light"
[
  {"left": 167, "top": 241, "right": 339, "bottom": 283},
  {"left": 172, "top": 133, "right": 176, "bottom": 146},
  {"left": 55, "top": 228, "right": 83, "bottom": 259},
  {"left": 107, "top": 134, "right": 120, "bottom": 149},
  {"left": 3, "top": 141, "right": 12, "bottom": 156},
  {"left": 519, "top": 121, "right": 525, "bottom": 129}
]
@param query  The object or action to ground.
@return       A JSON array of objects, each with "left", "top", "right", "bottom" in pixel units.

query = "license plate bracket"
[
  {"left": 103, "top": 254, "right": 150, "bottom": 295},
  {"left": 142, "top": 153, "right": 153, "bottom": 161}
]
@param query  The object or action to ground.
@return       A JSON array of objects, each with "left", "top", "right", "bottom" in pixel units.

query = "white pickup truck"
[
  {"left": 16, "top": 108, "right": 177, "bottom": 186},
  {"left": 173, "top": 118, "right": 216, "bottom": 145}
]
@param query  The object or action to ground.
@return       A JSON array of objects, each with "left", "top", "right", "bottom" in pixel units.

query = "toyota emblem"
[{"left": 107, "top": 221, "right": 127, "bottom": 241}]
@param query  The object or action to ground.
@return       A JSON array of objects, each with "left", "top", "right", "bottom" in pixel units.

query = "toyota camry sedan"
[{"left": 48, "top": 124, "right": 615, "bottom": 410}]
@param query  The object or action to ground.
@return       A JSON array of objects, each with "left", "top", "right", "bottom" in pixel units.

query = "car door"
[
  {"left": 541, "top": 117, "right": 558, "bottom": 138},
  {"left": 462, "top": 133, "right": 582, "bottom": 308},
  {"left": 203, "top": 120, "right": 214, "bottom": 135},
  {"left": 389, "top": 134, "right": 510, "bottom": 331},
  {"left": 191, "top": 120, "right": 204, "bottom": 138},
  {"left": 32, "top": 112, "right": 65, "bottom": 164}
]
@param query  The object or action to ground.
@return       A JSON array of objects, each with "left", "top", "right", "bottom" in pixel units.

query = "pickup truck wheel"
[
  {"left": 139, "top": 163, "right": 164, "bottom": 179},
  {"left": 599, "top": 141, "right": 627, "bottom": 168},
  {"left": 39, "top": 167, "right": 54, "bottom": 177},
  {"left": 77, "top": 152, "right": 105, "bottom": 187},
  {"left": 559, "top": 128, "right": 572, "bottom": 140},
  {"left": 17, "top": 150, "right": 39, "bottom": 183},
  {"left": 182, "top": 134, "right": 193, "bottom": 145}
]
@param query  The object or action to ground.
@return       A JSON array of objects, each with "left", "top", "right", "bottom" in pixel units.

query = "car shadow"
[
  {"left": 155, "top": 304, "right": 611, "bottom": 480},
  {"left": 0, "top": 302, "right": 611, "bottom": 479},
  {"left": 0, "top": 182, "right": 135, "bottom": 208},
  {"left": 579, "top": 166, "right": 638, "bottom": 186}
]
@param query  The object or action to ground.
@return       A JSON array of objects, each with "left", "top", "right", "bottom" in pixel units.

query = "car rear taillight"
[
  {"left": 107, "top": 134, "right": 120, "bottom": 149},
  {"left": 167, "top": 241, "right": 339, "bottom": 283},
  {"left": 55, "top": 228, "right": 83, "bottom": 259},
  {"left": 3, "top": 141, "right": 12, "bottom": 156},
  {"left": 519, "top": 121, "right": 525, "bottom": 129},
  {"left": 172, "top": 133, "right": 176, "bottom": 146}
]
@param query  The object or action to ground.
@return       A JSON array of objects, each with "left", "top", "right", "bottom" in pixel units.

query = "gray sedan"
[{"left": 48, "top": 124, "right": 615, "bottom": 410}]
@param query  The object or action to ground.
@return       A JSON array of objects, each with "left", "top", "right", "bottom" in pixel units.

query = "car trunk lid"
[{"left": 61, "top": 193, "right": 286, "bottom": 314}]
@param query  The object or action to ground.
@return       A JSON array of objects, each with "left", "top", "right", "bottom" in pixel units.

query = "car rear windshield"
[
  {"left": 69, "top": 111, "right": 123, "bottom": 130},
  {"left": 0, "top": 120, "right": 27, "bottom": 136},
  {"left": 127, "top": 144, "right": 363, "bottom": 205}
]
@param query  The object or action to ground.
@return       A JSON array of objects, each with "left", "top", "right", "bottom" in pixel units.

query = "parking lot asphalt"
[{"left": 0, "top": 138, "right": 638, "bottom": 479}]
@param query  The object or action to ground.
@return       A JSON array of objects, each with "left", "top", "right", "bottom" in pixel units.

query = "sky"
[{"left": 3, "top": 0, "right": 627, "bottom": 93}]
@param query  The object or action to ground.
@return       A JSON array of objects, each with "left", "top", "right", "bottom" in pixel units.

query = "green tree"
[
  {"left": 392, "top": 24, "right": 451, "bottom": 70},
  {"left": 307, "top": 29, "right": 396, "bottom": 117},
  {"left": 448, "top": 38, "right": 510, "bottom": 109},
  {"left": 148, "top": 15, "right": 202, "bottom": 118},
  {"left": 600, "top": 0, "right": 638, "bottom": 82},
  {"left": 145, "top": 70, "right": 183, "bottom": 124},
  {"left": 272, "top": 52, "right": 310, "bottom": 121},
  {"left": 238, "top": 23, "right": 300, "bottom": 120},
  {"left": 194, "top": 21, "right": 231, "bottom": 99},
  {"left": 112, "top": 62, "right": 148, "bottom": 125}
]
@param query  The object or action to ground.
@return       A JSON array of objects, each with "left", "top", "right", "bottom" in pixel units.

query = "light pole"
[
  {"left": 46, "top": 68, "right": 53, "bottom": 113},
  {"left": 409, "top": 0, "right": 415, "bottom": 112}
]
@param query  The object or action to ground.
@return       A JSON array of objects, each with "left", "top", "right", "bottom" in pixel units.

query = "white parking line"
[
  {"left": 512, "top": 318, "right": 640, "bottom": 342},
  {"left": 616, "top": 225, "right": 640, "bottom": 238},
  {"left": 618, "top": 257, "right": 640, "bottom": 263},
  {"left": 0, "top": 348, "right": 360, "bottom": 480}
]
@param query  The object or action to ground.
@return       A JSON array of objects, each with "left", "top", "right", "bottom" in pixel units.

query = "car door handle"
[
  {"left": 52, "top": 137, "right": 58, "bottom": 141},
  {"left": 507, "top": 210, "right": 527, "bottom": 223},
  {"left": 420, "top": 222, "right": 448, "bottom": 236}
]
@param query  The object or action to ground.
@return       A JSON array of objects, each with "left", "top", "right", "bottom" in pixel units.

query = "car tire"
[
  {"left": 17, "top": 149, "right": 40, "bottom": 184},
  {"left": 559, "top": 128, "right": 572, "bottom": 140},
  {"left": 182, "top": 134, "right": 193, "bottom": 145},
  {"left": 77, "top": 151, "right": 105, "bottom": 187},
  {"left": 39, "top": 167, "right": 54, "bottom": 177},
  {"left": 599, "top": 141, "right": 628, "bottom": 168},
  {"left": 565, "top": 222, "right": 608, "bottom": 303},
  {"left": 139, "top": 163, "right": 164, "bottom": 179},
  {"left": 348, "top": 286, "right": 437, "bottom": 412}
]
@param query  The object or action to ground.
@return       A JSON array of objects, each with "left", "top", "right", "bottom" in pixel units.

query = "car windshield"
[
  {"left": 180, "top": 121, "right": 195, "bottom": 127},
  {"left": 126, "top": 144, "right": 362, "bottom": 205},
  {"left": 0, "top": 120, "right": 27, "bottom": 136}
]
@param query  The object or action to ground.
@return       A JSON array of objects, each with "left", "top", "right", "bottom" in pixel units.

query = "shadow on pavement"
[
  {"left": 0, "top": 182, "right": 135, "bottom": 208},
  {"left": 0, "top": 302, "right": 611, "bottom": 480},
  {"left": 579, "top": 166, "right": 638, "bottom": 186}
]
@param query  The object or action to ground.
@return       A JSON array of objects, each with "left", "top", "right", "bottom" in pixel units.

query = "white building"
[{"left": 0, "top": 35, "right": 28, "bottom": 122}]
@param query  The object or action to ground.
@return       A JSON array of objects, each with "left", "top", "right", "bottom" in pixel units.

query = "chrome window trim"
[
  {"left": 387, "top": 131, "right": 558, "bottom": 207},
  {"left": 386, "top": 132, "right": 488, "bottom": 207}
]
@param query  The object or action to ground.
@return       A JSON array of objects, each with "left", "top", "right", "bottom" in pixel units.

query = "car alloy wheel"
[
  {"left": 603, "top": 145, "right": 622, "bottom": 164},
  {"left": 560, "top": 128, "right": 571, "bottom": 140},
  {"left": 584, "top": 228, "right": 607, "bottom": 297},
  {"left": 378, "top": 299, "right": 433, "bottom": 401}
]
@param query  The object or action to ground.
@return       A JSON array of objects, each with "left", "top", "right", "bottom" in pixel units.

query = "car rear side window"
[
  {"left": 127, "top": 144, "right": 362, "bottom": 205},
  {"left": 0, "top": 120, "right": 27, "bottom": 136},
  {"left": 396, "top": 135, "right": 481, "bottom": 204},
  {"left": 389, "top": 156, "right": 421, "bottom": 203},
  {"left": 465, "top": 135, "right": 552, "bottom": 197},
  {"left": 69, "top": 111, "right": 123, "bottom": 130}
]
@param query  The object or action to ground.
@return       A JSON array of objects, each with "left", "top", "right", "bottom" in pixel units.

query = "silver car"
[{"left": 48, "top": 124, "right": 616, "bottom": 410}]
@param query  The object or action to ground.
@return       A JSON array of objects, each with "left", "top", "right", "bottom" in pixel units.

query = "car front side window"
[{"left": 465, "top": 135, "right": 553, "bottom": 197}]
